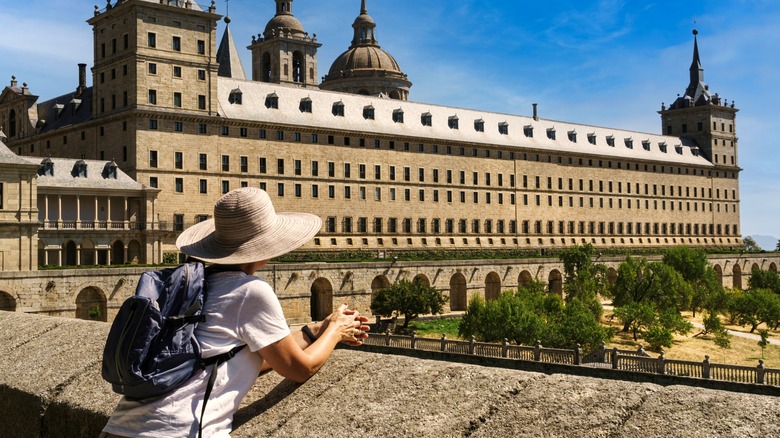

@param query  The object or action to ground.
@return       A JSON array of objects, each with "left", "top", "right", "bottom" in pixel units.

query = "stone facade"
[{"left": 0, "top": 1, "right": 744, "bottom": 262}]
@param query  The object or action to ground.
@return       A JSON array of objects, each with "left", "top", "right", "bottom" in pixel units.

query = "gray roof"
[
  {"left": 0, "top": 140, "right": 40, "bottom": 167},
  {"left": 35, "top": 88, "right": 93, "bottom": 134},
  {"left": 216, "top": 78, "right": 712, "bottom": 167},
  {"left": 25, "top": 156, "right": 148, "bottom": 192},
  {"left": 216, "top": 22, "right": 247, "bottom": 80}
]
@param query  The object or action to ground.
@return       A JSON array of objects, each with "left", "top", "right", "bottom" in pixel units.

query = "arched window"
[
  {"left": 261, "top": 52, "right": 272, "bottom": 83},
  {"left": 292, "top": 51, "right": 304, "bottom": 83},
  {"left": 310, "top": 278, "right": 333, "bottom": 322}
]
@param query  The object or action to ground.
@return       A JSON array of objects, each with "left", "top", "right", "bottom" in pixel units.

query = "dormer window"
[
  {"left": 73, "top": 159, "right": 88, "bottom": 178},
  {"left": 606, "top": 135, "right": 615, "bottom": 147},
  {"left": 498, "top": 122, "right": 509, "bottom": 135},
  {"left": 523, "top": 125, "right": 533, "bottom": 138},
  {"left": 265, "top": 93, "right": 278, "bottom": 109},
  {"left": 642, "top": 140, "right": 651, "bottom": 151},
  {"left": 393, "top": 109, "right": 404, "bottom": 123},
  {"left": 229, "top": 88, "right": 242, "bottom": 105},
  {"left": 299, "top": 97, "right": 312, "bottom": 113},
  {"left": 568, "top": 130, "right": 577, "bottom": 142},
  {"left": 363, "top": 105, "right": 375, "bottom": 120},
  {"left": 675, "top": 145, "right": 684, "bottom": 154},
  {"left": 691, "top": 147, "right": 700, "bottom": 157},
  {"left": 659, "top": 142, "right": 668, "bottom": 153},
  {"left": 41, "top": 158, "right": 54, "bottom": 176},
  {"left": 53, "top": 103, "right": 65, "bottom": 119},
  {"left": 421, "top": 112, "right": 432, "bottom": 127},
  {"left": 448, "top": 116, "right": 459, "bottom": 129},
  {"left": 624, "top": 138, "right": 633, "bottom": 149},
  {"left": 587, "top": 133, "right": 596, "bottom": 145},
  {"left": 103, "top": 161, "right": 118, "bottom": 179},
  {"left": 332, "top": 101, "right": 345, "bottom": 117},
  {"left": 474, "top": 119, "right": 484, "bottom": 132},
  {"left": 546, "top": 128, "right": 556, "bottom": 140}
]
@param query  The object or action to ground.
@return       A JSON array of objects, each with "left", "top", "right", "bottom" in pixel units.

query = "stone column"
[
  {"left": 124, "top": 196, "right": 128, "bottom": 229},
  {"left": 76, "top": 195, "right": 81, "bottom": 229},
  {"left": 44, "top": 195, "right": 49, "bottom": 228},
  {"left": 57, "top": 195, "right": 62, "bottom": 228}
]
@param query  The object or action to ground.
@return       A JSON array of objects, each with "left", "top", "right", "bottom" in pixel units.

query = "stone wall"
[
  {"left": 2, "top": 311, "right": 780, "bottom": 437},
  {"left": 0, "top": 253, "right": 778, "bottom": 323}
]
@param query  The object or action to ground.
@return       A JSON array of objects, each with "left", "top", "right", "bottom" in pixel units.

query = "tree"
[
  {"left": 743, "top": 236, "right": 760, "bottom": 252},
  {"left": 613, "top": 302, "right": 655, "bottom": 341},
  {"left": 758, "top": 329, "right": 770, "bottom": 359},
  {"left": 559, "top": 243, "right": 609, "bottom": 318},
  {"left": 611, "top": 256, "right": 693, "bottom": 332},
  {"left": 662, "top": 246, "right": 725, "bottom": 317},
  {"left": 370, "top": 279, "right": 448, "bottom": 331},
  {"left": 776, "top": 239, "right": 780, "bottom": 252},
  {"left": 748, "top": 269, "right": 780, "bottom": 294},
  {"left": 730, "top": 289, "right": 780, "bottom": 332},
  {"left": 458, "top": 280, "right": 610, "bottom": 351},
  {"left": 713, "top": 329, "right": 732, "bottom": 361}
]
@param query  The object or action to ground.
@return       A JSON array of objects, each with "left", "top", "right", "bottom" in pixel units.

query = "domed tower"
[
  {"left": 320, "top": 0, "right": 411, "bottom": 100},
  {"left": 248, "top": 0, "right": 321, "bottom": 86}
]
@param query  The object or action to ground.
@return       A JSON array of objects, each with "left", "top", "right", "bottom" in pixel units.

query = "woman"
[{"left": 102, "top": 187, "right": 369, "bottom": 437}]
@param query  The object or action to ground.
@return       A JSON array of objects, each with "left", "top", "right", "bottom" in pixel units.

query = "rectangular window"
[
  {"left": 174, "top": 151, "right": 183, "bottom": 169},
  {"left": 295, "top": 160, "right": 302, "bottom": 176},
  {"left": 148, "top": 89, "right": 157, "bottom": 105},
  {"left": 198, "top": 69, "right": 206, "bottom": 80},
  {"left": 173, "top": 92, "right": 182, "bottom": 107},
  {"left": 174, "top": 214, "right": 184, "bottom": 232},
  {"left": 199, "top": 179, "right": 207, "bottom": 194},
  {"left": 175, "top": 178, "right": 184, "bottom": 193},
  {"left": 173, "top": 66, "right": 182, "bottom": 77},
  {"left": 148, "top": 32, "right": 156, "bottom": 48},
  {"left": 259, "top": 158, "right": 267, "bottom": 174},
  {"left": 240, "top": 156, "right": 248, "bottom": 173},
  {"left": 222, "top": 180, "right": 230, "bottom": 194},
  {"left": 199, "top": 153, "right": 207, "bottom": 170},
  {"left": 149, "top": 150, "right": 158, "bottom": 168},
  {"left": 197, "top": 40, "right": 206, "bottom": 55},
  {"left": 198, "top": 95, "right": 206, "bottom": 110},
  {"left": 221, "top": 155, "right": 230, "bottom": 172},
  {"left": 172, "top": 36, "right": 181, "bottom": 51},
  {"left": 278, "top": 159, "right": 285, "bottom": 175}
]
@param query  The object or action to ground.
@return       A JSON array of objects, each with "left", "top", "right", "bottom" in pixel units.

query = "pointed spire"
[
  {"left": 217, "top": 17, "right": 247, "bottom": 79},
  {"left": 361, "top": 0, "right": 367, "bottom": 15},
  {"left": 689, "top": 29, "right": 704, "bottom": 88}
]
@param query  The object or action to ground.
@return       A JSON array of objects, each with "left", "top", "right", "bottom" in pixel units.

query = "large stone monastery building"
[{"left": 0, "top": 0, "right": 742, "bottom": 263}]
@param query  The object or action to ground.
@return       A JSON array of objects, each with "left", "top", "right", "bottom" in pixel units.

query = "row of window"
[
  {"left": 665, "top": 121, "right": 734, "bottom": 135},
  {"left": 148, "top": 149, "right": 737, "bottom": 202},
  {"left": 144, "top": 118, "right": 736, "bottom": 179},
  {"left": 146, "top": 32, "right": 206, "bottom": 55},
  {"left": 147, "top": 90, "right": 206, "bottom": 110}
]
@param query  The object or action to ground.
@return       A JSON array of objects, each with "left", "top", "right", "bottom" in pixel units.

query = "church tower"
[
  {"left": 248, "top": 0, "right": 321, "bottom": 86},
  {"left": 87, "top": 0, "right": 221, "bottom": 117},
  {"left": 660, "top": 29, "right": 739, "bottom": 170},
  {"left": 319, "top": 0, "right": 411, "bottom": 99}
]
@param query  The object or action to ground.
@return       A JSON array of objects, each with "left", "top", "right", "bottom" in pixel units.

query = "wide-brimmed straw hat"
[{"left": 176, "top": 187, "right": 321, "bottom": 264}]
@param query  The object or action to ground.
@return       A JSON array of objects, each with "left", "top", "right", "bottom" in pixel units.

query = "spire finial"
[{"left": 361, "top": 0, "right": 367, "bottom": 15}]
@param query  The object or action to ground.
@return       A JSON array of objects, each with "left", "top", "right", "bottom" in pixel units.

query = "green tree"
[
  {"left": 559, "top": 243, "right": 609, "bottom": 318},
  {"left": 662, "top": 246, "right": 725, "bottom": 317},
  {"left": 613, "top": 302, "right": 655, "bottom": 341},
  {"left": 695, "top": 311, "right": 725, "bottom": 338},
  {"left": 370, "top": 279, "right": 448, "bottom": 331},
  {"left": 748, "top": 269, "right": 780, "bottom": 294},
  {"left": 776, "top": 239, "right": 780, "bottom": 252},
  {"left": 643, "top": 323, "right": 674, "bottom": 350},
  {"left": 459, "top": 281, "right": 610, "bottom": 351},
  {"left": 731, "top": 289, "right": 780, "bottom": 332},
  {"left": 611, "top": 256, "right": 693, "bottom": 332},
  {"left": 713, "top": 329, "right": 732, "bottom": 360},
  {"left": 743, "top": 236, "right": 760, "bottom": 252},
  {"left": 758, "top": 329, "right": 770, "bottom": 359}
]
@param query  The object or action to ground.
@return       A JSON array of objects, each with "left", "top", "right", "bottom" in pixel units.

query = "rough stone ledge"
[{"left": 1, "top": 311, "right": 778, "bottom": 438}]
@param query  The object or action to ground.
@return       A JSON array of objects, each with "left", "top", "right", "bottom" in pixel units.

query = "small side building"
[{"left": 32, "top": 156, "right": 162, "bottom": 266}]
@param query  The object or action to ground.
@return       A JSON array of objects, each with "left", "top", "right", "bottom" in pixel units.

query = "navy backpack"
[{"left": 102, "top": 262, "right": 244, "bottom": 434}]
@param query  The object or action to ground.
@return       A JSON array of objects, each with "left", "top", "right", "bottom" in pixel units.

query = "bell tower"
[
  {"left": 659, "top": 29, "right": 739, "bottom": 170},
  {"left": 248, "top": 0, "right": 321, "bottom": 86}
]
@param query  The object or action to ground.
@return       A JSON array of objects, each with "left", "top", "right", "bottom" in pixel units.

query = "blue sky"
[{"left": 1, "top": 0, "right": 779, "bottom": 243}]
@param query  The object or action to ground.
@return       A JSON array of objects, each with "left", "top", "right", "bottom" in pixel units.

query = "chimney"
[
  {"left": 532, "top": 103, "right": 539, "bottom": 121},
  {"left": 76, "top": 64, "right": 87, "bottom": 96},
  {"left": 10, "top": 75, "right": 17, "bottom": 87}
]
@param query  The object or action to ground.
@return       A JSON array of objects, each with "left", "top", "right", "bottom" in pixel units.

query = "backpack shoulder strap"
[{"left": 197, "top": 345, "right": 246, "bottom": 438}]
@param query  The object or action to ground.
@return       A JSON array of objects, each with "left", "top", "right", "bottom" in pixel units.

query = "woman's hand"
[{"left": 319, "top": 304, "right": 370, "bottom": 346}]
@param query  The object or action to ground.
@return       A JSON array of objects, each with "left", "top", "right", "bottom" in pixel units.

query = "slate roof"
[
  {"left": 25, "top": 156, "right": 147, "bottom": 191},
  {"left": 35, "top": 88, "right": 94, "bottom": 134},
  {"left": 216, "top": 77, "right": 711, "bottom": 167}
]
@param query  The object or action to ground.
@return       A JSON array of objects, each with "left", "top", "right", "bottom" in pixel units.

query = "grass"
[{"left": 404, "top": 312, "right": 780, "bottom": 369}]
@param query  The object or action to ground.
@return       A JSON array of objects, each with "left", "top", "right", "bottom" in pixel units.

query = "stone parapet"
[{"left": 2, "top": 311, "right": 780, "bottom": 437}]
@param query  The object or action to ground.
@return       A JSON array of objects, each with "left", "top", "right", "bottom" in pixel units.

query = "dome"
[
  {"left": 327, "top": 46, "right": 402, "bottom": 77},
  {"left": 263, "top": 14, "right": 305, "bottom": 39}
]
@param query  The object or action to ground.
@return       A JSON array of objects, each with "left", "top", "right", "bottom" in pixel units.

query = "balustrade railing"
[{"left": 363, "top": 332, "right": 779, "bottom": 387}]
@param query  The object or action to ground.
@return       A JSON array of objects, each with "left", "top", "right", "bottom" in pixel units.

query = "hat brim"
[{"left": 176, "top": 212, "right": 321, "bottom": 264}]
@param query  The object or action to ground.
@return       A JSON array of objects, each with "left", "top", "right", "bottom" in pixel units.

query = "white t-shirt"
[{"left": 103, "top": 270, "right": 291, "bottom": 437}]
